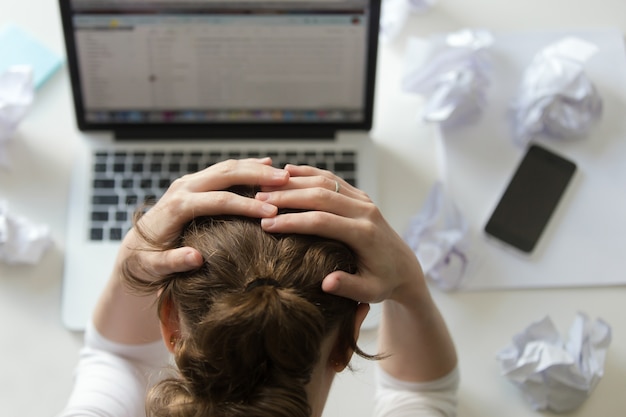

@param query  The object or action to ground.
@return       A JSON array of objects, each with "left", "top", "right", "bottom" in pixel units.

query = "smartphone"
[{"left": 484, "top": 144, "right": 577, "bottom": 253}]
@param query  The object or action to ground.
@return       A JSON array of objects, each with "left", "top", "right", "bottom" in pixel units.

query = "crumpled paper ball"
[
  {"left": 0, "top": 65, "right": 34, "bottom": 168},
  {"left": 511, "top": 37, "right": 603, "bottom": 146},
  {"left": 403, "top": 29, "right": 494, "bottom": 127},
  {"left": 0, "top": 200, "right": 52, "bottom": 265},
  {"left": 403, "top": 182, "right": 469, "bottom": 290},
  {"left": 380, "top": 0, "right": 437, "bottom": 42},
  {"left": 496, "top": 312, "right": 611, "bottom": 413}
]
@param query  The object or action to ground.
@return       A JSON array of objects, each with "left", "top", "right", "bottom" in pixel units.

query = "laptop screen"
[{"left": 59, "top": 0, "right": 380, "bottom": 139}]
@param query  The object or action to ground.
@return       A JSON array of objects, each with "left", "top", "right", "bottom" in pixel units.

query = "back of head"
[{"left": 126, "top": 212, "right": 362, "bottom": 417}]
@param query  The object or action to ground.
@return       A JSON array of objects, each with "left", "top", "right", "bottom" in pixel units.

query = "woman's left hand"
[
  {"left": 256, "top": 164, "right": 427, "bottom": 306},
  {"left": 120, "top": 157, "right": 290, "bottom": 279}
]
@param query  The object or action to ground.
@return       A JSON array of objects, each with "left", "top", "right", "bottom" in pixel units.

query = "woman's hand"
[
  {"left": 257, "top": 165, "right": 458, "bottom": 384},
  {"left": 120, "top": 158, "right": 290, "bottom": 281},
  {"left": 256, "top": 164, "right": 427, "bottom": 306},
  {"left": 95, "top": 158, "right": 290, "bottom": 343}
]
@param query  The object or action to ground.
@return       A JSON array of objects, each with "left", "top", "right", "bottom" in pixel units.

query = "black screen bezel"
[{"left": 57, "top": 0, "right": 381, "bottom": 139}]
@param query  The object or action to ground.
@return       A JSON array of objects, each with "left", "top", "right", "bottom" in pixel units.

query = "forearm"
[
  {"left": 92, "top": 243, "right": 162, "bottom": 345},
  {"left": 378, "top": 281, "right": 457, "bottom": 382}
]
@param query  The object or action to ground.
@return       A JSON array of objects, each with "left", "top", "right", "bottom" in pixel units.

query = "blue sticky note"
[{"left": 0, "top": 24, "right": 64, "bottom": 89}]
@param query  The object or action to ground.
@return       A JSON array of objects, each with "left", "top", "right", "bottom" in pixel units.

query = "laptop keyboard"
[{"left": 89, "top": 149, "right": 357, "bottom": 241}]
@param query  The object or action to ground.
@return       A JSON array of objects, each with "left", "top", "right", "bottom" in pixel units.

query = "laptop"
[{"left": 58, "top": 0, "right": 381, "bottom": 330}]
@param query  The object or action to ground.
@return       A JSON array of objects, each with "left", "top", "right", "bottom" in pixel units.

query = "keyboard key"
[
  {"left": 92, "top": 195, "right": 119, "bottom": 205},
  {"left": 159, "top": 178, "right": 171, "bottom": 189},
  {"left": 90, "top": 228, "right": 104, "bottom": 241},
  {"left": 113, "top": 163, "right": 126, "bottom": 172},
  {"left": 94, "top": 179, "right": 115, "bottom": 189},
  {"left": 109, "top": 228, "right": 123, "bottom": 241},
  {"left": 121, "top": 178, "right": 134, "bottom": 189},
  {"left": 91, "top": 211, "right": 108, "bottom": 221},
  {"left": 334, "top": 162, "right": 356, "bottom": 172}
]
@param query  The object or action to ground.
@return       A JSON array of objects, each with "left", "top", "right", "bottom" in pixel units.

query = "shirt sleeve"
[
  {"left": 373, "top": 365, "right": 460, "bottom": 417},
  {"left": 57, "top": 321, "right": 172, "bottom": 417}
]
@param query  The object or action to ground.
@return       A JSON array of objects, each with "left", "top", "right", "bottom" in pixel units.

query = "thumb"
[
  {"left": 139, "top": 247, "right": 203, "bottom": 278},
  {"left": 321, "top": 270, "right": 381, "bottom": 303}
]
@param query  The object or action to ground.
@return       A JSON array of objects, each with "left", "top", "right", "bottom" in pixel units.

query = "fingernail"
[
  {"left": 322, "top": 276, "right": 340, "bottom": 293},
  {"left": 261, "top": 203, "right": 277, "bottom": 216},
  {"left": 261, "top": 218, "right": 276, "bottom": 228},
  {"left": 185, "top": 251, "right": 202, "bottom": 266},
  {"left": 273, "top": 170, "right": 288, "bottom": 180},
  {"left": 256, "top": 192, "right": 270, "bottom": 201}
]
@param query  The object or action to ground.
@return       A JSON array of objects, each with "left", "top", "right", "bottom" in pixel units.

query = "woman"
[{"left": 59, "top": 158, "right": 458, "bottom": 417}]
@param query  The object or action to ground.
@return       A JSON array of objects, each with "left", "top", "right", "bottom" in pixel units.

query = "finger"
[
  {"left": 260, "top": 176, "right": 367, "bottom": 201},
  {"left": 169, "top": 159, "right": 289, "bottom": 193},
  {"left": 322, "top": 270, "right": 386, "bottom": 303},
  {"left": 260, "top": 210, "right": 364, "bottom": 247},
  {"left": 282, "top": 164, "right": 370, "bottom": 200},
  {"left": 178, "top": 191, "right": 279, "bottom": 218},
  {"left": 256, "top": 187, "right": 372, "bottom": 219},
  {"left": 283, "top": 164, "right": 329, "bottom": 177},
  {"left": 142, "top": 191, "right": 278, "bottom": 240},
  {"left": 137, "top": 247, "right": 204, "bottom": 277},
  {"left": 204, "top": 158, "right": 289, "bottom": 189}
]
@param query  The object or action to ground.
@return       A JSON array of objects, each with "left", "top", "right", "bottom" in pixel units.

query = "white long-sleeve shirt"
[{"left": 59, "top": 322, "right": 459, "bottom": 417}]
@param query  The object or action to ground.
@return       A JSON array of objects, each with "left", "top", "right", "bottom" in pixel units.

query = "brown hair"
[{"left": 124, "top": 196, "right": 374, "bottom": 417}]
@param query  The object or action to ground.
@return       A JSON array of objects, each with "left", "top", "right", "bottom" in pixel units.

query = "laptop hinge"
[{"left": 113, "top": 126, "right": 338, "bottom": 140}]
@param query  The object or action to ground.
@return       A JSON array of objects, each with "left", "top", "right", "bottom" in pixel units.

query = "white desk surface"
[{"left": 1, "top": 1, "right": 625, "bottom": 416}]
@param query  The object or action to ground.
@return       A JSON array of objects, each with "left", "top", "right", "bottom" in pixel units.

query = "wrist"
[{"left": 389, "top": 253, "right": 430, "bottom": 307}]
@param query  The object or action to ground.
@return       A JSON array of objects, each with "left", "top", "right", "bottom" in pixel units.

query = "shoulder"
[
  {"left": 57, "top": 322, "right": 172, "bottom": 417},
  {"left": 373, "top": 366, "right": 459, "bottom": 417}
]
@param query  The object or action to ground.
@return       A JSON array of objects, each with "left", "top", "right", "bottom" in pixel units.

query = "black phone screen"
[{"left": 484, "top": 144, "right": 577, "bottom": 253}]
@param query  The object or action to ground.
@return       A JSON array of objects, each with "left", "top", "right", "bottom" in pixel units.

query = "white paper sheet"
[{"left": 431, "top": 29, "right": 626, "bottom": 289}]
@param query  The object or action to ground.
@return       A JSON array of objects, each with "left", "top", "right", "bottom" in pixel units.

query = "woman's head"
[{"left": 125, "top": 198, "right": 371, "bottom": 417}]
